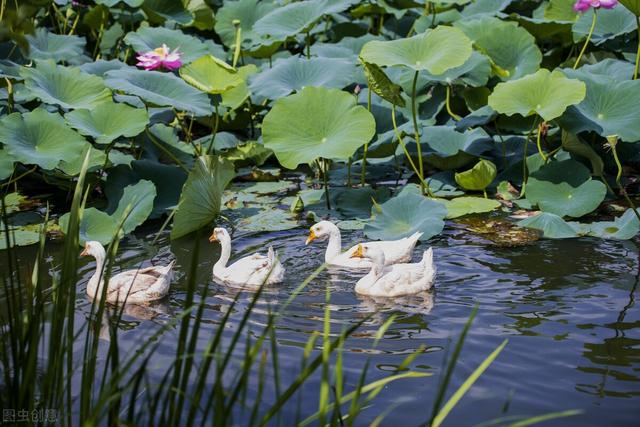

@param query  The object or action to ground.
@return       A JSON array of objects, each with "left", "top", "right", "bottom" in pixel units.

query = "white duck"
[
  {"left": 350, "top": 244, "right": 436, "bottom": 297},
  {"left": 80, "top": 241, "right": 174, "bottom": 304},
  {"left": 209, "top": 227, "right": 285, "bottom": 287},
  {"left": 305, "top": 220, "right": 422, "bottom": 269}
]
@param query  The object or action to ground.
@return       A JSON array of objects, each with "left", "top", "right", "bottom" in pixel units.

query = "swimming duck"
[
  {"left": 350, "top": 244, "right": 436, "bottom": 297},
  {"left": 305, "top": 220, "right": 422, "bottom": 269},
  {"left": 80, "top": 241, "right": 174, "bottom": 304},
  {"left": 209, "top": 227, "right": 285, "bottom": 287}
]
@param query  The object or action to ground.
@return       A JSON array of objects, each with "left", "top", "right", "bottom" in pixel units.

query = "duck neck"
[
  {"left": 87, "top": 246, "right": 106, "bottom": 299},
  {"left": 324, "top": 226, "right": 343, "bottom": 262},
  {"left": 214, "top": 233, "right": 232, "bottom": 273}
]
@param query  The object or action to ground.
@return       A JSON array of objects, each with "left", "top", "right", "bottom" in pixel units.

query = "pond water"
[{"left": 6, "top": 221, "right": 639, "bottom": 425}]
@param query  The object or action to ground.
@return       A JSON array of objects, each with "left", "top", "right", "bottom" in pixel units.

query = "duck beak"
[
  {"left": 305, "top": 229, "right": 316, "bottom": 245},
  {"left": 350, "top": 244, "right": 364, "bottom": 258},
  {"left": 209, "top": 232, "right": 218, "bottom": 243},
  {"left": 80, "top": 244, "right": 89, "bottom": 257}
]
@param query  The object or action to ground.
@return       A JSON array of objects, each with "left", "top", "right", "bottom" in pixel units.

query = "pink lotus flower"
[
  {"left": 136, "top": 44, "right": 182, "bottom": 71},
  {"left": 573, "top": 0, "right": 618, "bottom": 12}
]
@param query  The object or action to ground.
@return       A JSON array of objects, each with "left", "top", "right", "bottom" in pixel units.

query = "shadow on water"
[{"left": 4, "top": 221, "right": 639, "bottom": 425}]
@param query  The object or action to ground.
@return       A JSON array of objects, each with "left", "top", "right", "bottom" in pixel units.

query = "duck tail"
[
  {"left": 267, "top": 246, "right": 276, "bottom": 264},
  {"left": 408, "top": 231, "right": 423, "bottom": 244},
  {"left": 421, "top": 247, "right": 434, "bottom": 271}
]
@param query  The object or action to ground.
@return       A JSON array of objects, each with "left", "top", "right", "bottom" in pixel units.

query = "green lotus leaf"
[
  {"left": 79, "top": 59, "right": 134, "bottom": 78},
  {"left": 619, "top": 0, "right": 640, "bottom": 15},
  {"left": 441, "top": 196, "right": 501, "bottom": 219},
  {"left": 517, "top": 212, "right": 579, "bottom": 239},
  {"left": 561, "top": 131, "right": 603, "bottom": 177},
  {"left": 525, "top": 159, "right": 606, "bottom": 218},
  {"left": 363, "top": 192, "right": 447, "bottom": 241},
  {"left": 360, "top": 26, "right": 473, "bottom": 75},
  {"left": 0, "top": 221, "right": 44, "bottom": 250},
  {"left": 21, "top": 60, "right": 112, "bottom": 110},
  {"left": 585, "top": 209, "right": 640, "bottom": 240},
  {"left": 455, "top": 159, "right": 497, "bottom": 191},
  {"left": 58, "top": 146, "right": 106, "bottom": 176},
  {"left": 249, "top": 56, "right": 357, "bottom": 100},
  {"left": 143, "top": 0, "right": 194, "bottom": 25},
  {"left": 461, "top": 0, "right": 513, "bottom": 17},
  {"left": 124, "top": 26, "right": 211, "bottom": 64},
  {"left": 262, "top": 87, "right": 376, "bottom": 169},
  {"left": 104, "top": 68, "right": 213, "bottom": 116},
  {"left": 65, "top": 101, "right": 149, "bottom": 145},
  {"left": 454, "top": 17, "right": 541, "bottom": 80},
  {"left": 238, "top": 209, "right": 299, "bottom": 232},
  {"left": 424, "top": 126, "right": 493, "bottom": 158},
  {"left": 361, "top": 60, "right": 405, "bottom": 107},
  {"left": 0, "top": 108, "right": 89, "bottom": 170},
  {"left": 221, "top": 64, "right": 258, "bottom": 110},
  {"left": 488, "top": 69, "right": 586, "bottom": 121},
  {"left": 420, "top": 51, "right": 491, "bottom": 87},
  {"left": 573, "top": 6, "right": 637, "bottom": 45},
  {"left": 23, "top": 28, "right": 85, "bottom": 62},
  {"left": 312, "top": 35, "right": 382, "bottom": 59},
  {"left": 214, "top": 0, "right": 278, "bottom": 48},
  {"left": 574, "top": 59, "right": 635, "bottom": 81},
  {"left": 171, "top": 156, "right": 235, "bottom": 239},
  {"left": 560, "top": 69, "right": 640, "bottom": 142},
  {"left": 60, "top": 180, "right": 156, "bottom": 244},
  {"left": 0, "top": 151, "right": 14, "bottom": 180},
  {"left": 179, "top": 55, "right": 244, "bottom": 94},
  {"left": 254, "top": 0, "right": 357, "bottom": 41}
]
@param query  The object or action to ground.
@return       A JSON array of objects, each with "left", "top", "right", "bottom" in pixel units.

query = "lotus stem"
[
  {"left": 68, "top": 12, "right": 80, "bottom": 36},
  {"left": 0, "top": 0, "right": 5, "bottom": 23},
  {"left": 573, "top": 10, "right": 597, "bottom": 69},
  {"left": 391, "top": 104, "right": 424, "bottom": 186},
  {"left": 360, "top": 88, "right": 372, "bottom": 185},
  {"left": 445, "top": 85, "right": 461, "bottom": 121},
  {"left": 305, "top": 31, "right": 311, "bottom": 59},
  {"left": 232, "top": 22, "right": 242, "bottom": 69},
  {"left": 207, "top": 103, "right": 220, "bottom": 155},
  {"left": 535, "top": 122, "right": 547, "bottom": 163},
  {"left": 411, "top": 71, "right": 432, "bottom": 196},
  {"left": 321, "top": 159, "right": 331, "bottom": 210},
  {"left": 519, "top": 120, "right": 538, "bottom": 197},
  {"left": 609, "top": 137, "right": 640, "bottom": 222},
  {"left": 634, "top": 16, "right": 640, "bottom": 80}
]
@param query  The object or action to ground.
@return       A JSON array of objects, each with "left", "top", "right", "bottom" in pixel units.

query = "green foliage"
[
  {"left": 455, "top": 159, "right": 497, "bottom": 191},
  {"left": 65, "top": 101, "right": 150, "bottom": 145}
]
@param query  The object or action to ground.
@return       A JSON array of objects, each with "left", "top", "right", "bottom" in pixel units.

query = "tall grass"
[{"left": 0, "top": 154, "right": 580, "bottom": 426}]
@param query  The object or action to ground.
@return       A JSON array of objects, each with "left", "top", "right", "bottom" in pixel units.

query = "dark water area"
[{"left": 4, "top": 222, "right": 640, "bottom": 425}]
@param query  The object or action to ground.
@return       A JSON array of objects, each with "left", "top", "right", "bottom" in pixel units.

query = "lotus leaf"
[
  {"left": 525, "top": 159, "right": 606, "bottom": 218},
  {"left": 441, "top": 197, "right": 502, "bottom": 219},
  {"left": 573, "top": 6, "right": 637, "bottom": 45},
  {"left": 180, "top": 55, "right": 244, "bottom": 94},
  {"left": 23, "top": 28, "right": 85, "bottom": 62},
  {"left": 364, "top": 192, "right": 447, "bottom": 241},
  {"left": 65, "top": 101, "right": 149, "bottom": 145},
  {"left": 21, "top": 60, "right": 112, "bottom": 110},
  {"left": 104, "top": 68, "right": 213, "bottom": 116},
  {"left": 0, "top": 152, "right": 14, "bottom": 180},
  {"left": 143, "top": 0, "right": 193, "bottom": 25},
  {"left": 488, "top": 69, "right": 586, "bottom": 121},
  {"left": 454, "top": 17, "right": 542, "bottom": 80},
  {"left": 221, "top": 64, "right": 258, "bottom": 110},
  {"left": 214, "top": 0, "right": 278, "bottom": 48},
  {"left": 262, "top": 87, "right": 376, "bottom": 169},
  {"left": 0, "top": 108, "right": 89, "bottom": 170},
  {"left": 361, "top": 60, "right": 405, "bottom": 107},
  {"left": 0, "top": 222, "right": 43, "bottom": 250},
  {"left": 360, "top": 26, "right": 473, "bottom": 75},
  {"left": 249, "top": 56, "right": 357, "bottom": 100},
  {"left": 171, "top": 156, "right": 235, "bottom": 239},
  {"left": 585, "top": 209, "right": 640, "bottom": 240},
  {"left": 517, "top": 212, "right": 579, "bottom": 239},
  {"left": 58, "top": 146, "right": 107, "bottom": 176},
  {"left": 238, "top": 209, "right": 299, "bottom": 232},
  {"left": 619, "top": 0, "right": 640, "bottom": 15},
  {"left": 79, "top": 59, "right": 134, "bottom": 77},
  {"left": 455, "top": 159, "right": 497, "bottom": 191}
]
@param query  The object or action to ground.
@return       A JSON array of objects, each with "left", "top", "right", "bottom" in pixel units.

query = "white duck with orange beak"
[
  {"left": 80, "top": 241, "right": 175, "bottom": 304},
  {"left": 209, "top": 227, "right": 285, "bottom": 287}
]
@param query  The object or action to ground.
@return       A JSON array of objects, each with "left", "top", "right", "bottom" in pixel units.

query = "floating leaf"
[
  {"left": 105, "top": 68, "right": 213, "bottom": 116},
  {"left": 65, "top": 101, "right": 149, "bottom": 145},
  {"left": 441, "top": 197, "right": 501, "bottom": 219},
  {"left": 586, "top": 209, "right": 640, "bottom": 240},
  {"left": 517, "top": 212, "right": 579, "bottom": 239},
  {"left": 360, "top": 26, "right": 473, "bottom": 75},
  {"left": 525, "top": 159, "right": 606, "bottom": 218},
  {"left": 238, "top": 209, "right": 299, "bottom": 232},
  {"left": 171, "top": 156, "right": 235, "bottom": 239},
  {"left": 249, "top": 56, "right": 357, "bottom": 100},
  {"left": 454, "top": 16, "right": 542, "bottom": 80},
  {"left": 262, "top": 87, "right": 375, "bottom": 169},
  {"left": 573, "top": 6, "right": 637, "bottom": 45},
  {"left": 180, "top": 54, "right": 244, "bottom": 94},
  {"left": 21, "top": 60, "right": 112, "bottom": 110},
  {"left": 214, "top": 0, "right": 278, "bottom": 48},
  {"left": 23, "top": 28, "right": 85, "bottom": 62},
  {"left": 455, "top": 159, "right": 497, "bottom": 191},
  {"left": 0, "top": 222, "right": 43, "bottom": 250},
  {"left": 488, "top": 69, "right": 586, "bottom": 121},
  {"left": 0, "top": 108, "right": 89, "bottom": 170},
  {"left": 364, "top": 192, "right": 447, "bottom": 241}
]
